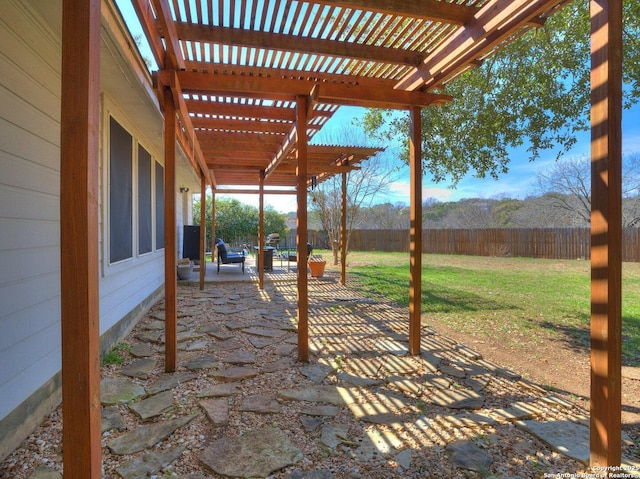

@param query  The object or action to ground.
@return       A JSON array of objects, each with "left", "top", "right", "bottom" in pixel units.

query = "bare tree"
[
  {"left": 535, "top": 154, "right": 640, "bottom": 227},
  {"left": 366, "top": 202, "right": 409, "bottom": 229},
  {"left": 309, "top": 126, "right": 398, "bottom": 264},
  {"left": 442, "top": 199, "right": 494, "bottom": 228}
]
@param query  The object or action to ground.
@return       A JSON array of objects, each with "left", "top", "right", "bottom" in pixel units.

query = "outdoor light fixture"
[{"left": 179, "top": 186, "right": 189, "bottom": 193}]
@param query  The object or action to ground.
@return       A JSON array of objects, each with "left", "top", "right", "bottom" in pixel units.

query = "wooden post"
[
  {"left": 163, "top": 86, "right": 177, "bottom": 373},
  {"left": 60, "top": 0, "right": 101, "bottom": 476},
  {"left": 199, "top": 175, "right": 206, "bottom": 290},
  {"left": 211, "top": 187, "right": 216, "bottom": 257},
  {"left": 409, "top": 106, "right": 422, "bottom": 356},
  {"left": 259, "top": 170, "right": 265, "bottom": 290},
  {"left": 340, "top": 171, "right": 347, "bottom": 285},
  {"left": 297, "top": 95, "right": 309, "bottom": 362},
  {"left": 590, "top": 0, "right": 622, "bottom": 468}
]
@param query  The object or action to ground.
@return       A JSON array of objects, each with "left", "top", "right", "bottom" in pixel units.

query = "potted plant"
[{"left": 308, "top": 254, "right": 326, "bottom": 277}]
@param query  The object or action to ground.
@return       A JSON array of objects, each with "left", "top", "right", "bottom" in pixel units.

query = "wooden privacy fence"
[{"left": 342, "top": 228, "right": 640, "bottom": 262}]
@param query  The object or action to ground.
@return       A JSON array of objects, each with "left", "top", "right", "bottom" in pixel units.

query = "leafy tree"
[
  {"left": 361, "top": 0, "right": 640, "bottom": 187},
  {"left": 193, "top": 195, "right": 288, "bottom": 249}
]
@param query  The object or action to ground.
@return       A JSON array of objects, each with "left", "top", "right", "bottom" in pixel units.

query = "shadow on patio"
[{"left": 3, "top": 275, "right": 639, "bottom": 478}]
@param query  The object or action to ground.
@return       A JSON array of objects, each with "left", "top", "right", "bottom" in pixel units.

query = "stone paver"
[
  {"left": 239, "top": 395, "right": 281, "bottom": 414},
  {"left": 101, "top": 406, "right": 126, "bottom": 432},
  {"left": 116, "top": 446, "right": 184, "bottom": 479},
  {"left": 199, "top": 398, "right": 229, "bottom": 426},
  {"left": 211, "top": 366, "right": 260, "bottom": 382},
  {"left": 277, "top": 385, "right": 357, "bottom": 406},
  {"left": 184, "top": 354, "right": 220, "bottom": 371},
  {"left": 320, "top": 423, "right": 350, "bottom": 448},
  {"left": 28, "top": 465, "right": 62, "bottom": 479},
  {"left": 428, "top": 388, "right": 485, "bottom": 409},
  {"left": 41, "top": 274, "right": 610, "bottom": 479},
  {"left": 516, "top": 420, "right": 590, "bottom": 464},
  {"left": 120, "top": 358, "right": 157, "bottom": 379},
  {"left": 129, "top": 390, "right": 175, "bottom": 420},
  {"left": 101, "top": 377, "right": 146, "bottom": 405},
  {"left": 446, "top": 440, "right": 494, "bottom": 473},
  {"left": 146, "top": 372, "right": 197, "bottom": 395},
  {"left": 200, "top": 427, "right": 303, "bottom": 477},
  {"left": 221, "top": 350, "right": 257, "bottom": 364},
  {"left": 129, "top": 342, "right": 154, "bottom": 357},
  {"left": 107, "top": 414, "right": 197, "bottom": 455},
  {"left": 197, "top": 383, "right": 241, "bottom": 398}
]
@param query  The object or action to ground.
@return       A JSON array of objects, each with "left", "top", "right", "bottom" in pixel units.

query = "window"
[
  {"left": 109, "top": 117, "right": 132, "bottom": 263},
  {"left": 155, "top": 161, "right": 164, "bottom": 249},
  {"left": 138, "top": 144, "right": 152, "bottom": 255}
]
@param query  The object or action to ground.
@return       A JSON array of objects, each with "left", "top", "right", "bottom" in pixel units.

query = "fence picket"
[{"left": 286, "top": 228, "right": 640, "bottom": 262}]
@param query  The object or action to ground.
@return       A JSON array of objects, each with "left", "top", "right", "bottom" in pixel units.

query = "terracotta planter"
[{"left": 308, "top": 260, "right": 326, "bottom": 277}]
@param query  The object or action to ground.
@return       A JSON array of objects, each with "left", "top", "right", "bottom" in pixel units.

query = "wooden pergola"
[{"left": 60, "top": 0, "right": 623, "bottom": 476}]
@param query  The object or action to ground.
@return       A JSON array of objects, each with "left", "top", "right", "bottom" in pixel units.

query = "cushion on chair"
[{"left": 217, "top": 241, "right": 228, "bottom": 261}]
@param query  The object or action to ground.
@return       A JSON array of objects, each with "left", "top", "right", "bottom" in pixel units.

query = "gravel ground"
[{"left": 1, "top": 277, "right": 638, "bottom": 479}]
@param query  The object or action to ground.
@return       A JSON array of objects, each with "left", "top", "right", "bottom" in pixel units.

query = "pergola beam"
[
  {"left": 150, "top": 0, "right": 185, "bottom": 70},
  {"left": 318, "top": 0, "right": 477, "bottom": 25},
  {"left": 129, "top": 0, "right": 165, "bottom": 69},
  {"left": 213, "top": 188, "right": 296, "bottom": 195},
  {"left": 395, "top": 0, "right": 564, "bottom": 91},
  {"left": 168, "top": 70, "right": 452, "bottom": 109},
  {"left": 185, "top": 99, "right": 334, "bottom": 121},
  {"left": 156, "top": 70, "right": 214, "bottom": 186},
  {"left": 265, "top": 125, "right": 297, "bottom": 179}
]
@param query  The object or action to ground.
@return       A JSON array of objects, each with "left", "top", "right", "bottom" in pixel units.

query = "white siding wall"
[
  {"left": 0, "top": 0, "right": 193, "bottom": 442},
  {"left": 0, "top": 1, "right": 63, "bottom": 421}
]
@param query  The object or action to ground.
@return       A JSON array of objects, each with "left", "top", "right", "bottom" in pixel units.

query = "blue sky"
[{"left": 115, "top": 0, "right": 640, "bottom": 213}]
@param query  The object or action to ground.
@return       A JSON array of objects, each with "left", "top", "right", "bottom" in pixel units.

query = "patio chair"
[
  {"left": 280, "top": 243, "right": 313, "bottom": 270},
  {"left": 215, "top": 238, "right": 245, "bottom": 274}
]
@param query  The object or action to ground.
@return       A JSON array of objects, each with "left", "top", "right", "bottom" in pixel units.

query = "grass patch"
[
  {"left": 101, "top": 343, "right": 131, "bottom": 366},
  {"left": 347, "top": 252, "right": 640, "bottom": 366}
]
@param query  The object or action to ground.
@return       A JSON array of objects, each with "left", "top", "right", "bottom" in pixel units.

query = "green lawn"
[{"left": 338, "top": 251, "right": 640, "bottom": 366}]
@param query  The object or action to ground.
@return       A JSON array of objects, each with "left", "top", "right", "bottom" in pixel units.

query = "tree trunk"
[{"left": 332, "top": 240, "right": 339, "bottom": 265}]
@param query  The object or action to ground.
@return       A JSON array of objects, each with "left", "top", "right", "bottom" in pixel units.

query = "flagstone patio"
[{"left": 3, "top": 269, "right": 640, "bottom": 479}]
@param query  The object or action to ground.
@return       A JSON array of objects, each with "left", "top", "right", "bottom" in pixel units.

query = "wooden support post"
[
  {"left": 297, "top": 95, "right": 310, "bottom": 362},
  {"left": 409, "top": 106, "right": 422, "bottom": 356},
  {"left": 163, "top": 86, "right": 177, "bottom": 373},
  {"left": 259, "top": 171, "right": 265, "bottom": 290},
  {"left": 590, "top": 0, "right": 623, "bottom": 468},
  {"left": 340, "top": 171, "right": 347, "bottom": 286},
  {"left": 199, "top": 175, "right": 206, "bottom": 290},
  {"left": 60, "top": 0, "right": 101, "bottom": 476},
  {"left": 211, "top": 188, "right": 216, "bottom": 256}
]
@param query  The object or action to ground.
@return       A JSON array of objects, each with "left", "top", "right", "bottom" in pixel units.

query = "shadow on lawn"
[
  {"left": 539, "top": 316, "right": 640, "bottom": 367},
  {"left": 352, "top": 270, "right": 519, "bottom": 315}
]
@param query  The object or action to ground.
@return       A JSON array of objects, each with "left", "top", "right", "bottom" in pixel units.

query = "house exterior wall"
[
  {"left": 0, "top": 1, "right": 65, "bottom": 440},
  {"left": 0, "top": 0, "right": 198, "bottom": 460}
]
